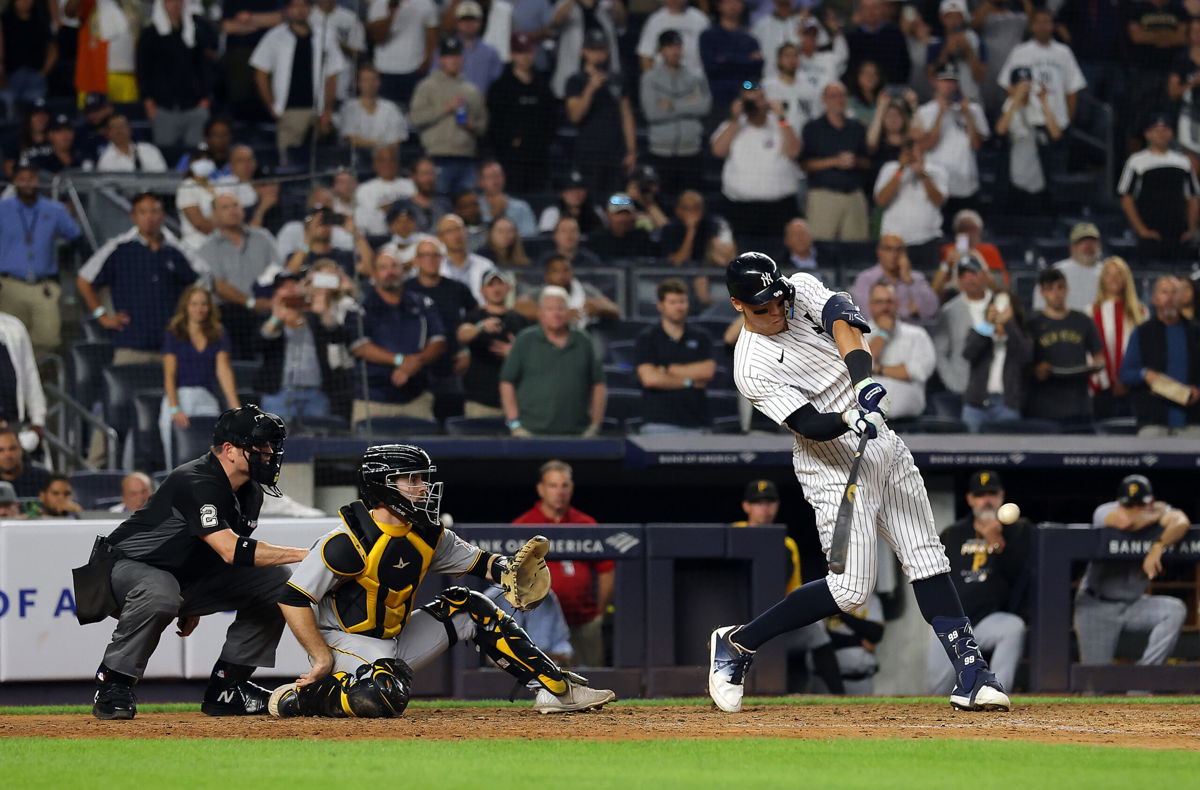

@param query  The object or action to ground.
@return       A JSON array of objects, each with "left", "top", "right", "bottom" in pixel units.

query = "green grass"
[
  {"left": 1, "top": 738, "right": 1197, "bottom": 790},
  {"left": 3, "top": 695, "right": 1198, "bottom": 716}
]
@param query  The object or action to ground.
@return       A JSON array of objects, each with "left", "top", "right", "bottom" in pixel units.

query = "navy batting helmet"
[{"left": 726, "top": 252, "right": 794, "bottom": 305}]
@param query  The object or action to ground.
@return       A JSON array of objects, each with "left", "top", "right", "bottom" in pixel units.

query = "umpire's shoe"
[
  {"left": 532, "top": 673, "right": 616, "bottom": 714},
  {"left": 201, "top": 661, "right": 272, "bottom": 716},
  {"left": 951, "top": 670, "right": 1011, "bottom": 712},
  {"left": 708, "top": 625, "right": 755, "bottom": 713},
  {"left": 93, "top": 665, "right": 137, "bottom": 720}
]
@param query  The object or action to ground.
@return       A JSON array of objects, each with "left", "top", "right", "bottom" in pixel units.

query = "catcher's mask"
[
  {"left": 357, "top": 444, "right": 443, "bottom": 527},
  {"left": 212, "top": 405, "right": 287, "bottom": 496}
]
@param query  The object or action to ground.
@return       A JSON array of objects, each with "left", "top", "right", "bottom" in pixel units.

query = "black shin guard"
[
  {"left": 422, "top": 586, "right": 569, "bottom": 695},
  {"left": 291, "top": 673, "right": 354, "bottom": 717},
  {"left": 344, "top": 659, "right": 413, "bottom": 718}
]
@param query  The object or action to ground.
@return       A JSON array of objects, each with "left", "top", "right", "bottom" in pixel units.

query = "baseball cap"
[
  {"left": 939, "top": 0, "right": 967, "bottom": 15},
  {"left": 48, "top": 113, "right": 72, "bottom": 132},
  {"left": 634, "top": 163, "right": 660, "bottom": 185},
  {"left": 1070, "top": 222, "right": 1101, "bottom": 244},
  {"left": 510, "top": 31, "right": 534, "bottom": 53},
  {"left": 800, "top": 16, "right": 820, "bottom": 33},
  {"left": 744, "top": 479, "right": 780, "bottom": 502},
  {"left": 1118, "top": 474, "right": 1154, "bottom": 506},
  {"left": 83, "top": 92, "right": 110, "bottom": 112},
  {"left": 0, "top": 481, "right": 17, "bottom": 504},
  {"left": 968, "top": 470, "right": 1004, "bottom": 495},
  {"left": 957, "top": 256, "right": 983, "bottom": 274},
  {"left": 481, "top": 267, "right": 514, "bottom": 286},
  {"left": 272, "top": 269, "right": 304, "bottom": 289},
  {"left": 1010, "top": 66, "right": 1033, "bottom": 84},
  {"left": 607, "top": 193, "right": 636, "bottom": 213},
  {"left": 583, "top": 28, "right": 609, "bottom": 50},
  {"left": 658, "top": 29, "right": 682, "bottom": 48},
  {"left": 440, "top": 36, "right": 464, "bottom": 56},
  {"left": 934, "top": 63, "right": 959, "bottom": 81},
  {"left": 387, "top": 200, "right": 416, "bottom": 223},
  {"left": 1144, "top": 111, "right": 1173, "bottom": 131},
  {"left": 559, "top": 169, "right": 586, "bottom": 190},
  {"left": 455, "top": 0, "right": 483, "bottom": 19}
]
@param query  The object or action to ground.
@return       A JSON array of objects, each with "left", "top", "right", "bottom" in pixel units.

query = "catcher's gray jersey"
[{"left": 732, "top": 272, "right": 949, "bottom": 611}]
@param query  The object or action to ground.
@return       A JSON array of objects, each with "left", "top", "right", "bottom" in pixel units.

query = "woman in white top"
[
  {"left": 175, "top": 145, "right": 218, "bottom": 249},
  {"left": 337, "top": 63, "right": 408, "bottom": 149},
  {"left": 1089, "top": 255, "right": 1147, "bottom": 419}
]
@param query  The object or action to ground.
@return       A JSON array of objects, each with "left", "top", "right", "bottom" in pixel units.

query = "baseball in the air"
[{"left": 997, "top": 503, "right": 1021, "bottom": 525}]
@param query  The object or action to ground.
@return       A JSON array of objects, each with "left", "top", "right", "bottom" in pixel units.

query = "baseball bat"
[{"left": 828, "top": 430, "right": 870, "bottom": 575}]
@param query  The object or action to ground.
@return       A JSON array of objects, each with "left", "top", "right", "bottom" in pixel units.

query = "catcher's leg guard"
[
  {"left": 344, "top": 658, "right": 414, "bottom": 718},
  {"left": 273, "top": 672, "right": 354, "bottom": 718},
  {"left": 421, "top": 586, "right": 569, "bottom": 695}
]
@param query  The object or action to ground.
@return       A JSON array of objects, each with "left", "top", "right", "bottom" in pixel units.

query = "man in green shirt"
[{"left": 500, "top": 285, "right": 606, "bottom": 436}]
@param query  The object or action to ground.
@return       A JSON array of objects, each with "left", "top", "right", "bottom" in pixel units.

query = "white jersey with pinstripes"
[{"left": 732, "top": 272, "right": 950, "bottom": 610}]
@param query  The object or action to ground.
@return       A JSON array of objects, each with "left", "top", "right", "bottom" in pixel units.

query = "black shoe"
[
  {"left": 202, "top": 679, "right": 273, "bottom": 716},
  {"left": 93, "top": 666, "right": 137, "bottom": 720}
]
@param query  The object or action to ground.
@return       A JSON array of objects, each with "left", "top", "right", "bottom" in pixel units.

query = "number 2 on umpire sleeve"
[{"left": 200, "top": 504, "right": 218, "bottom": 529}]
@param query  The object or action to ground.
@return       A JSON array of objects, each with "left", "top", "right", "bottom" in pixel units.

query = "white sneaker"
[
  {"left": 532, "top": 682, "right": 616, "bottom": 713},
  {"left": 708, "top": 625, "right": 755, "bottom": 713},
  {"left": 949, "top": 671, "right": 1011, "bottom": 712}
]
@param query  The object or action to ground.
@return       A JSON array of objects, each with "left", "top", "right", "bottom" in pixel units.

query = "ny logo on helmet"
[{"left": 760, "top": 273, "right": 773, "bottom": 287}]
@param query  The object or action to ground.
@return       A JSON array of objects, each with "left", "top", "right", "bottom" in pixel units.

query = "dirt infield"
[{"left": 2, "top": 703, "right": 1198, "bottom": 749}]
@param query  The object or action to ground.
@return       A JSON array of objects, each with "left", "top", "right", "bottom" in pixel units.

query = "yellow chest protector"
[{"left": 322, "top": 501, "right": 443, "bottom": 639}]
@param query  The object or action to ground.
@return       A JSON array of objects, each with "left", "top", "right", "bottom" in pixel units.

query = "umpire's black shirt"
[
  {"left": 940, "top": 515, "right": 1030, "bottom": 624},
  {"left": 634, "top": 322, "right": 714, "bottom": 428},
  {"left": 107, "top": 452, "right": 263, "bottom": 583}
]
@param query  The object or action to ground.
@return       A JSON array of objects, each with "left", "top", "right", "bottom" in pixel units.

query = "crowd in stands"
[{"left": 0, "top": 0, "right": 1194, "bottom": 512}]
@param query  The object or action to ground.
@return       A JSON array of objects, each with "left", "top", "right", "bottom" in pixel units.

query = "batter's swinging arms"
[{"left": 707, "top": 253, "right": 1010, "bottom": 713}]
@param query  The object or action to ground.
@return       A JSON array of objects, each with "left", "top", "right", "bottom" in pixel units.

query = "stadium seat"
[
  {"left": 708, "top": 391, "right": 739, "bottom": 420},
  {"left": 606, "top": 340, "right": 637, "bottom": 367},
  {"left": 288, "top": 415, "right": 350, "bottom": 437},
  {"left": 444, "top": 416, "right": 507, "bottom": 436},
  {"left": 605, "top": 388, "right": 642, "bottom": 425},
  {"left": 604, "top": 365, "right": 639, "bottom": 389},
  {"left": 1096, "top": 417, "right": 1138, "bottom": 435},
  {"left": 925, "top": 391, "right": 962, "bottom": 419},
  {"left": 353, "top": 416, "right": 443, "bottom": 437},
  {"left": 103, "top": 363, "right": 165, "bottom": 439},
  {"left": 712, "top": 415, "right": 742, "bottom": 434},
  {"left": 69, "top": 470, "right": 131, "bottom": 509},
  {"left": 69, "top": 341, "right": 113, "bottom": 408},
  {"left": 907, "top": 415, "right": 969, "bottom": 434},
  {"left": 132, "top": 390, "right": 166, "bottom": 472},
  {"left": 979, "top": 418, "right": 1062, "bottom": 434},
  {"left": 173, "top": 416, "right": 221, "bottom": 467}
]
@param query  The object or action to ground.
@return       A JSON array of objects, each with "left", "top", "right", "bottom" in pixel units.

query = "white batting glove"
[{"left": 841, "top": 408, "right": 884, "bottom": 439}]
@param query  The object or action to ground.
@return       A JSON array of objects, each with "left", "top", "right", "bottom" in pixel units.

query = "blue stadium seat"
[
  {"left": 605, "top": 388, "right": 642, "bottom": 425},
  {"left": 69, "top": 470, "right": 131, "bottom": 509},
  {"left": 288, "top": 415, "right": 350, "bottom": 437},
  {"left": 604, "top": 365, "right": 639, "bottom": 389},
  {"left": 605, "top": 340, "right": 637, "bottom": 367},
  {"left": 444, "top": 416, "right": 507, "bottom": 436},
  {"left": 353, "top": 416, "right": 443, "bottom": 437},
  {"left": 925, "top": 391, "right": 962, "bottom": 419},
  {"left": 979, "top": 418, "right": 1062, "bottom": 434},
  {"left": 103, "top": 363, "right": 164, "bottom": 439},
  {"left": 173, "top": 416, "right": 221, "bottom": 467},
  {"left": 1096, "top": 417, "right": 1138, "bottom": 435},
  {"left": 70, "top": 341, "right": 113, "bottom": 407}
]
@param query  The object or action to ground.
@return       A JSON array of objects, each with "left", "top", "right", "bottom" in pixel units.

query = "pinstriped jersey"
[
  {"left": 285, "top": 501, "right": 481, "bottom": 639},
  {"left": 733, "top": 273, "right": 858, "bottom": 423}
]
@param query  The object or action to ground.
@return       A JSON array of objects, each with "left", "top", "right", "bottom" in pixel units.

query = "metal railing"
[{"left": 42, "top": 382, "right": 118, "bottom": 471}]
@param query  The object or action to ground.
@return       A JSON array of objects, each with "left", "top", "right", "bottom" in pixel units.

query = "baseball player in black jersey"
[
  {"left": 707, "top": 253, "right": 1010, "bottom": 713},
  {"left": 268, "top": 444, "right": 615, "bottom": 718},
  {"left": 89, "top": 405, "right": 310, "bottom": 720}
]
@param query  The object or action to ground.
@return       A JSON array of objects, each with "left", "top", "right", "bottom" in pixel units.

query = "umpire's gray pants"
[
  {"left": 151, "top": 105, "right": 208, "bottom": 149},
  {"left": 324, "top": 609, "right": 476, "bottom": 676},
  {"left": 1073, "top": 593, "right": 1187, "bottom": 665},
  {"left": 927, "top": 611, "right": 1026, "bottom": 694},
  {"left": 102, "top": 558, "right": 288, "bottom": 678}
]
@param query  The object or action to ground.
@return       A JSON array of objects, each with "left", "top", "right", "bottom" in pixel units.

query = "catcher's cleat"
[
  {"left": 950, "top": 670, "right": 1011, "bottom": 712},
  {"left": 202, "top": 679, "right": 273, "bottom": 716},
  {"left": 532, "top": 677, "right": 616, "bottom": 714},
  {"left": 93, "top": 668, "right": 137, "bottom": 720},
  {"left": 268, "top": 683, "right": 301, "bottom": 718},
  {"left": 708, "top": 625, "right": 755, "bottom": 713}
]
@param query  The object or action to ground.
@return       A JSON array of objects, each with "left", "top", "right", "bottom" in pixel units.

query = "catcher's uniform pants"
[
  {"left": 1073, "top": 592, "right": 1187, "bottom": 665},
  {"left": 323, "top": 609, "right": 477, "bottom": 675},
  {"left": 102, "top": 559, "right": 288, "bottom": 678},
  {"left": 795, "top": 428, "right": 950, "bottom": 613},
  {"left": 926, "top": 611, "right": 1025, "bottom": 693}
]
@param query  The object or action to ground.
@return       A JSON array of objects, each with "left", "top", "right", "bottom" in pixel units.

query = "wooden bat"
[{"left": 828, "top": 430, "right": 870, "bottom": 574}]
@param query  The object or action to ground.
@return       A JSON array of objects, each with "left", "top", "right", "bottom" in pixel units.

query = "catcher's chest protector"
[{"left": 328, "top": 502, "right": 443, "bottom": 639}]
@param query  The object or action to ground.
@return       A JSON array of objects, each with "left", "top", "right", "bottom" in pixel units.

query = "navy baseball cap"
[
  {"left": 658, "top": 29, "right": 682, "bottom": 48},
  {"left": 440, "top": 36, "right": 464, "bottom": 56},
  {"left": 1144, "top": 112, "right": 1173, "bottom": 131},
  {"left": 583, "top": 28, "right": 609, "bottom": 49},
  {"left": 387, "top": 200, "right": 416, "bottom": 223}
]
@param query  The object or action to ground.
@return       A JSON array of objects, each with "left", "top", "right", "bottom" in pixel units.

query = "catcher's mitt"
[{"left": 500, "top": 535, "right": 551, "bottom": 611}]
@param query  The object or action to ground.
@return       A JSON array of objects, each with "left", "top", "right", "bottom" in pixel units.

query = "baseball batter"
[
  {"left": 707, "top": 253, "right": 1010, "bottom": 713},
  {"left": 268, "top": 443, "right": 615, "bottom": 718}
]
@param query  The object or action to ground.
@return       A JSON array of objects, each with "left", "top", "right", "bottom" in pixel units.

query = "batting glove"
[
  {"left": 842, "top": 408, "right": 885, "bottom": 439},
  {"left": 854, "top": 377, "right": 891, "bottom": 417}
]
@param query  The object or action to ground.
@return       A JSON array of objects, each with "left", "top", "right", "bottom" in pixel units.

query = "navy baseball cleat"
[
  {"left": 708, "top": 625, "right": 755, "bottom": 713},
  {"left": 202, "top": 679, "right": 272, "bottom": 716},
  {"left": 951, "top": 670, "right": 1011, "bottom": 712},
  {"left": 92, "top": 666, "right": 137, "bottom": 720}
]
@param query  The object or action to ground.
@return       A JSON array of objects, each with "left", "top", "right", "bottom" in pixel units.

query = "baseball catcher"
[{"left": 269, "top": 443, "right": 615, "bottom": 717}]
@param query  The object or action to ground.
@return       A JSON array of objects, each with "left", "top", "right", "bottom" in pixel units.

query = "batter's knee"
[{"left": 825, "top": 575, "right": 872, "bottom": 613}]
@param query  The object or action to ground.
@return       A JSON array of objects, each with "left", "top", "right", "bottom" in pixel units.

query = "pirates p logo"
[
  {"left": 980, "top": 473, "right": 990, "bottom": 487},
  {"left": 1129, "top": 483, "right": 1137, "bottom": 497}
]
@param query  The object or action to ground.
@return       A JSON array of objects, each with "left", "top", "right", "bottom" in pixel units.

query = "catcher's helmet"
[
  {"left": 212, "top": 405, "right": 287, "bottom": 496},
  {"left": 357, "top": 444, "right": 443, "bottom": 527},
  {"left": 726, "top": 251, "right": 794, "bottom": 305}
]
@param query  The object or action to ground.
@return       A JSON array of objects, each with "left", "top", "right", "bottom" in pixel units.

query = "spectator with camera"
[
  {"left": 959, "top": 286, "right": 1032, "bottom": 433},
  {"left": 254, "top": 268, "right": 356, "bottom": 419},
  {"left": 873, "top": 139, "right": 948, "bottom": 271},
  {"left": 159, "top": 285, "right": 240, "bottom": 466},
  {"left": 199, "top": 193, "right": 280, "bottom": 356},
  {"left": 367, "top": 0, "right": 438, "bottom": 107},
  {"left": 458, "top": 268, "right": 530, "bottom": 418},
  {"left": 349, "top": 251, "right": 446, "bottom": 423},
  {"left": 926, "top": 0, "right": 986, "bottom": 102},
  {"left": 590, "top": 194, "right": 658, "bottom": 260},
  {"left": 278, "top": 188, "right": 352, "bottom": 257},
  {"left": 710, "top": 78, "right": 801, "bottom": 239},
  {"left": 994, "top": 64, "right": 1062, "bottom": 208},
  {"left": 486, "top": 32, "right": 557, "bottom": 194},
  {"left": 354, "top": 145, "right": 415, "bottom": 236},
  {"left": 624, "top": 165, "right": 670, "bottom": 230},
  {"left": 1027, "top": 268, "right": 1102, "bottom": 428},
  {"left": 1119, "top": 276, "right": 1200, "bottom": 437},
  {"left": 931, "top": 256, "right": 996, "bottom": 399},
  {"left": 916, "top": 64, "right": 989, "bottom": 231},
  {"left": 410, "top": 36, "right": 489, "bottom": 197},
  {"left": 934, "top": 210, "right": 1008, "bottom": 301},
  {"left": 136, "top": 0, "right": 215, "bottom": 150},
  {"left": 284, "top": 206, "right": 371, "bottom": 278},
  {"left": 801, "top": 81, "right": 869, "bottom": 242},
  {"left": 634, "top": 278, "right": 715, "bottom": 434},
  {"left": 338, "top": 64, "right": 409, "bottom": 150},
  {"left": 407, "top": 237, "right": 478, "bottom": 419},
  {"left": 641, "top": 30, "right": 712, "bottom": 198}
]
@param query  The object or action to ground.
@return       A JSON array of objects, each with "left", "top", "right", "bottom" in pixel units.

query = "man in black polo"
[
  {"left": 1118, "top": 113, "right": 1200, "bottom": 263},
  {"left": 590, "top": 193, "right": 659, "bottom": 261},
  {"left": 800, "top": 81, "right": 869, "bottom": 242},
  {"left": 634, "top": 277, "right": 716, "bottom": 434},
  {"left": 406, "top": 237, "right": 478, "bottom": 420},
  {"left": 88, "top": 406, "right": 309, "bottom": 720}
]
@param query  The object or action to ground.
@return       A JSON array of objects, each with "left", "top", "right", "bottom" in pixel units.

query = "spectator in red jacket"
[{"left": 512, "top": 459, "right": 613, "bottom": 666}]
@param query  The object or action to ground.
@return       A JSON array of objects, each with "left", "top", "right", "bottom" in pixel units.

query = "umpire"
[{"left": 87, "top": 405, "right": 309, "bottom": 720}]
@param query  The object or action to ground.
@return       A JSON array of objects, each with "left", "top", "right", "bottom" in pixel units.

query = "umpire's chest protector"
[{"left": 324, "top": 502, "right": 442, "bottom": 639}]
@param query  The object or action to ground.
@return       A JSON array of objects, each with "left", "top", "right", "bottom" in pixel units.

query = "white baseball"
[
  {"left": 440, "top": 513, "right": 454, "bottom": 529},
  {"left": 997, "top": 503, "right": 1020, "bottom": 525}
]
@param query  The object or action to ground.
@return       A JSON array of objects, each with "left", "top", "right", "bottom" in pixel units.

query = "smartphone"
[
  {"left": 281, "top": 294, "right": 311, "bottom": 310},
  {"left": 955, "top": 233, "right": 970, "bottom": 254},
  {"left": 993, "top": 292, "right": 1010, "bottom": 313},
  {"left": 311, "top": 272, "right": 340, "bottom": 289}
]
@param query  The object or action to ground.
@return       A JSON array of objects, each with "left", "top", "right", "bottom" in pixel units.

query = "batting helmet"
[
  {"left": 726, "top": 252, "right": 794, "bottom": 305},
  {"left": 1117, "top": 474, "right": 1154, "bottom": 506},
  {"left": 357, "top": 444, "right": 443, "bottom": 527}
]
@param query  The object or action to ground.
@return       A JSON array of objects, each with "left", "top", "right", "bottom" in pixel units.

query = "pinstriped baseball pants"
[{"left": 794, "top": 428, "right": 950, "bottom": 613}]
